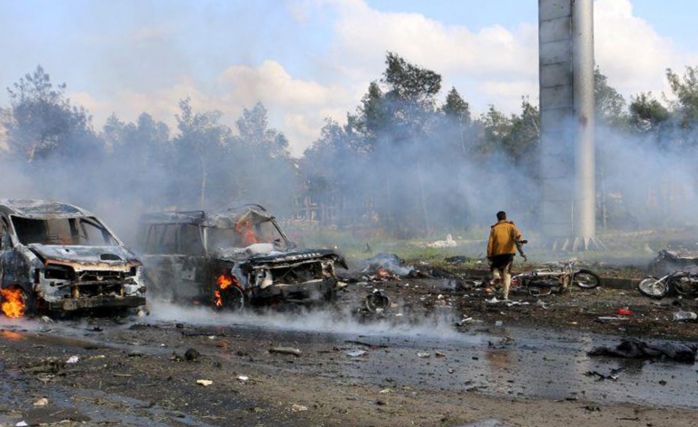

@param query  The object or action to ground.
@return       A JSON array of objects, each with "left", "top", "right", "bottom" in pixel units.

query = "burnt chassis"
[
  {"left": 139, "top": 205, "right": 347, "bottom": 310},
  {"left": 0, "top": 199, "right": 146, "bottom": 316}
]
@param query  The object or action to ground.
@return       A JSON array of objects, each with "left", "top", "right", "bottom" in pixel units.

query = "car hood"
[
  {"left": 29, "top": 244, "right": 141, "bottom": 270},
  {"left": 214, "top": 246, "right": 347, "bottom": 268}
]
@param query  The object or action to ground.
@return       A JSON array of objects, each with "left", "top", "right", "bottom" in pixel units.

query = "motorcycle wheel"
[
  {"left": 637, "top": 276, "right": 669, "bottom": 299},
  {"left": 572, "top": 269, "right": 601, "bottom": 289}
]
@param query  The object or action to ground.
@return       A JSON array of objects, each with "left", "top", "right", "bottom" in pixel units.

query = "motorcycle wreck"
[{"left": 637, "top": 267, "right": 698, "bottom": 299}]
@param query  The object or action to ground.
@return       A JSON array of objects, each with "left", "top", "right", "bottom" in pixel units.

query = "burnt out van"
[
  {"left": 137, "top": 204, "right": 347, "bottom": 310},
  {"left": 0, "top": 199, "right": 146, "bottom": 317}
]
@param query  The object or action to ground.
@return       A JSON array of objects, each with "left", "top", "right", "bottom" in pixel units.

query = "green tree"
[
  {"left": 173, "top": 98, "right": 232, "bottom": 208},
  {"left": 3, "top": 65, "right": 101, "bottom": 163},
  {"left": 629, "top": 92, "right": 670, "bottom": 135},
  {"left": 666, "top": 65, "right": 698, "bottom": 132},
  {"left": 594, "top": 67, "right": 627, "bottom": 127},
  {"left": 101, "top": 113, "right": 173, "bottom": 206},
  {"left": 233, "top": 102, "right": 298, "bottom": 215}
]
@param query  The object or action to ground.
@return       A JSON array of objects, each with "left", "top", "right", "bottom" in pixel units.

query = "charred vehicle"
[
  {"left": 137, "top": 204, "right": 347, "bottom": 310},
  {"left": 0, "top": 199, "right": 146, "bottom": 318}
]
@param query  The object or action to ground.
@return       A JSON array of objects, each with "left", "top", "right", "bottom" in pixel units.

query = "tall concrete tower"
[{"left": 539, "top": 0, "right": 600, "bottom": 250}]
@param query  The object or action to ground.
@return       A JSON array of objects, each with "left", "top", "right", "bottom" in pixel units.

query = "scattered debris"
[
  {"left": 585, "top": 367, "right": 624, "bottom": 381},
  {"left": 237, "top": 375, "right": 249, "bottom": 383},
  {"left": 588, "top": 338, "right": 698, "bottom": 363},
  {"left": 596, "top": 316, "right": 629, "bottom": 322},
  {"left": 196, "top": 379, "right": 213, "bottom": 386},
  {"left": 184, "top": 348, "right": 201, "bottom": 362},
  {"left": 32, "top": 398, "right": 49, "bottom": 407},
  {"left": 362, "top": 253, "right": 414, "bottom": 277},
  {"left": 617, "top": 307, "right": 632, "bottom": 316},
  {"left": 345, "top": 349, "right": 367, "bottom": 357},
  {"left": 416, "top": 352, "right": 431, "bottom": 358},
  {"left": 673, "top": 311, "right": 698, "bottom": 322},
  {"left": 269, "top": 347, "right": 302, "bottom": 357}
]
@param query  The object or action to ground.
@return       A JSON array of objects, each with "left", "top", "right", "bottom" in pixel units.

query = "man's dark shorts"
[{"left": 489, "top": 254, "right": 515, "bottom": 272}]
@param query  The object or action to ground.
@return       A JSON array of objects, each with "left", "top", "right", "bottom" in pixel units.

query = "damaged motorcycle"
[
  {"left": 511, "top": 261, "right": 601, "bottom": 296},
  {"left": 637, "top": 267, "right": 698, "bottom": 299}
]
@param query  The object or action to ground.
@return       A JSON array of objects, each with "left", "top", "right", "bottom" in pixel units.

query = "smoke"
[
  {"left": 146, "top": 299, "right": 464, "bottom": 341},
  {"left": 597, "top": 124, "right": 698, "bottom": 229}
]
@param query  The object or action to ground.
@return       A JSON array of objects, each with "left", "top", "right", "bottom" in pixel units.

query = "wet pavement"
[
  {"left": 1, "top": 306, "right": 697, "bottom": 426},
  {"left": 209, "top": 316, "right": 698, "bottom": 410}
]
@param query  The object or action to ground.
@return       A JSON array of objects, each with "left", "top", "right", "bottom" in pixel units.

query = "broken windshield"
[{"left": 12, "top": 216, "right": 119, "bottom": 246}]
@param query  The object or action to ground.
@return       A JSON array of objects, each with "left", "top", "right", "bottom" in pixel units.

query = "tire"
[
  {"left": 637, "top": 276, "right": 669, "bottom": 299},
  {"left": 216, "top": 286, "right": 246, "bottom": 311},
  {"left": 572, "top": 269, "right": 601, "bottom": 289},
  {"left": 365, "top": 291, "right": 390, "bottom": 313}
]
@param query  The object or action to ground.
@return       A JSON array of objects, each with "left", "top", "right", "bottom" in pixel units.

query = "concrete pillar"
[{"left": 539, "top": 0, "right": 600, "bottom": 250}]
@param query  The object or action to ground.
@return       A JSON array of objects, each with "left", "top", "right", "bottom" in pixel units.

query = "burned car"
[
  {"left": 137, "top": 204, "right": 347, "bottom": 310},
  {"left": 0, "top": 199, "right": 146, "bottom": 318}
]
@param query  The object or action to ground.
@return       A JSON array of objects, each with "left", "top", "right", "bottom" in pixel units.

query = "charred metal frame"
[
  {"left": 0, "top": 199, "right": 146, "bottom": 315},
  {"left": 138, "top": 204, "right": 347, "bottom": 308}
]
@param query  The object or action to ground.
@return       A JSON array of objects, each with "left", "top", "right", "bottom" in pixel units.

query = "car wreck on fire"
[
  {"left": 137, "top": 204, "right": 347, "bottom": 310},
  {"left": 0, "top": 199, "right": 146, "bottom": 318}
]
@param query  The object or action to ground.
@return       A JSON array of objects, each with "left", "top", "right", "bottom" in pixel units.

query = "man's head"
[{"left": 496, "top": 211, "right": 507, "bottom": 221}]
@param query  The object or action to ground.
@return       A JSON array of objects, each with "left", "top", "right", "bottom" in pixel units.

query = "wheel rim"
[
  {"left": 574, "top": 271, "right": 600, "bottom": 289},
  {"left": 218, "top": 286, "right": 245, "bottom": 311},
  {"left": 638, "top": 278, "right": 667, "bottom": 297}
]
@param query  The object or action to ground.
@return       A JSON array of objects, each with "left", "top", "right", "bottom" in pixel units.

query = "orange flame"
[
  {"left": 235, "top": 219, "right": 258, "bottom": 245},
  {"left": 1, "top": 288, "right": 25, "bottom": 318},
  {"left": 214, "top": 274, "right": 237, "bottom": 307},
  {"left": 217, "top": 274, "right": 233, "bottom": 290}
]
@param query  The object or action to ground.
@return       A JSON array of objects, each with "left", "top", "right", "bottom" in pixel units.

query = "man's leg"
[
  {"left": 491, "top": 268, "right": 501, "bottom": 285},
  {"left": 501, "top": 259, "right": 513, "bottom": 300},
  {"left": 502, "top": 268, "right": 512, "bottom": 300}
]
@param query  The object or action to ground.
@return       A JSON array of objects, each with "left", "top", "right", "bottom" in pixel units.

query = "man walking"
[{"left": 487, "top": 211, "right": 525, "bottom": 301}]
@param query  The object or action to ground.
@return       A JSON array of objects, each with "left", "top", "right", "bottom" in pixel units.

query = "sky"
[{"left": 1, "top": 0, "right": 698, "bottom": 157}]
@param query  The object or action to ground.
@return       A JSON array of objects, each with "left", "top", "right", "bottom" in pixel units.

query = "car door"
[{"left": 140, "top": 223, "right": 208, "bottom": 303}]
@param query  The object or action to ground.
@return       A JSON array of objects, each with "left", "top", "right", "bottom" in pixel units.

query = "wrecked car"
[
  {"left": 0, "top": 199, "right": 146, "bottom": 318},
  {"left": 137, "top": 204, "right": 347, "bottom": 310}
]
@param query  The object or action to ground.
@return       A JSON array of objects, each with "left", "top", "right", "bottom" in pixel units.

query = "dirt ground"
[{"left": 1, "top": 260, "right": 698, "bottom": 427}]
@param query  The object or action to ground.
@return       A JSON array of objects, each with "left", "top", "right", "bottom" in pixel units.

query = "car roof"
[
  {"left": 139, "top": 204, "right": 274, "bottom": 228},
  {"left": 0, "top": 198, "right": 95, "bottom": 218}
]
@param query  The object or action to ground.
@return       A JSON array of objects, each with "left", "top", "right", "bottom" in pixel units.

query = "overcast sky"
[{"left": 1, "top": 0, "right": 697, "bottom": 157}]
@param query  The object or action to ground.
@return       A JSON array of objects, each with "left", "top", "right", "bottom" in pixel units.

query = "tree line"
[{"left": 1, "top": 55, "right": 697, "bottom": 237}]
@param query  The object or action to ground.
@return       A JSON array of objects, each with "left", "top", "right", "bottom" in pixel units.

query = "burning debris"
[
  {"left": 138, "top": 204, "right": 347, "bottom": 310},
  {"left": 361, "top": 253, "right": 415, "bottom": 277},
  {"left": 0, "top": 199, "right": 146, "bottom": 318}
]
